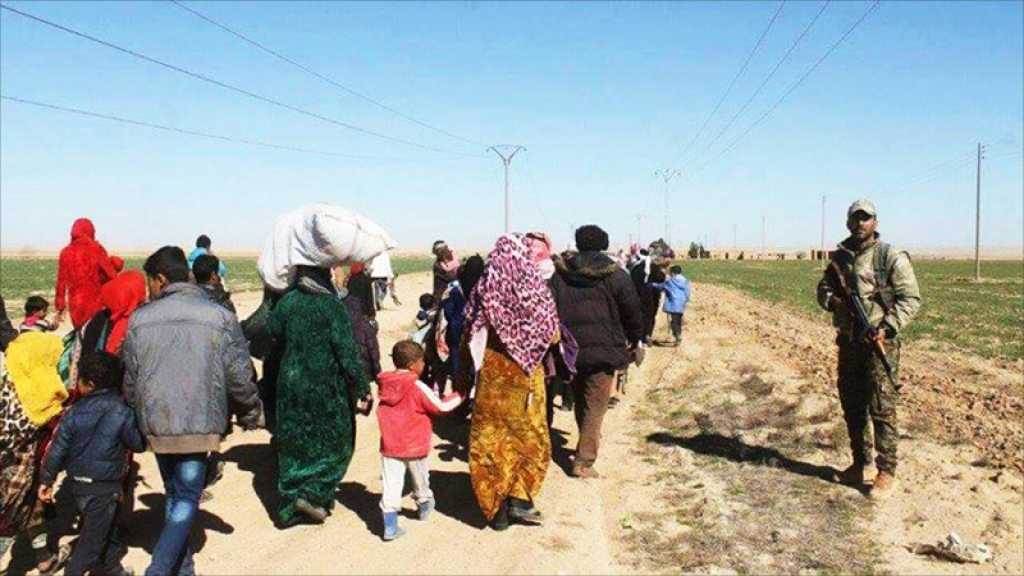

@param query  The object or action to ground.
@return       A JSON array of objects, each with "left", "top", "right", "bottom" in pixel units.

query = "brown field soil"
[{"left": 3, "top": 274, "right": 1019, "bottom": 575}]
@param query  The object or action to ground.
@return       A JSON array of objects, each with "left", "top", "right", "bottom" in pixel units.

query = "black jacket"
[
  {"left": 550, "top": 252, "right": 643, "bottom": 373},
  {"left": 343, "top": 295, "right": 382, "bottom": 377},
  {"left": 201, "top": 282, "right": 237, "bottom": 315},
  {"left": 0, "top": 296, "right": 17, "bottom": 352},
  {"left": 41, "top": 389, "right": 146, "bottom": 492}
]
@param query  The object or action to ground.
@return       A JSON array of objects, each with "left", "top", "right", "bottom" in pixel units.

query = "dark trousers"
[
  {"left": 571, "top": 370, "right": 614, "bottom": 469},
  {"left": 837, "top": 338, "right": 901, "bottom": 473},
  {"left": 544, "top": 377, "right": 574, "bottom": 429},
  {"left": 669, "top": 313, "right": 683, "bottom": 340},
  {"left": 66, "top": 490, "right": 127, "bottom": 576}
]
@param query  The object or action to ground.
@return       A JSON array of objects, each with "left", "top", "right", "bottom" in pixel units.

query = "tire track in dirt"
[{"left": 613, "top": 282, "right": 1023, "bottom": 575}]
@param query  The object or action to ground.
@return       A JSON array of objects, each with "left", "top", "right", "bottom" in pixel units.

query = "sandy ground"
[
  {"left": 3, "top": 272, "right": 1020, "bottom": 575},
  {"left": 117, "top": 273, "right": 632, "bottom": 575},
  {"left": 614, "top": 283, "right": 1023, "bottom": 575}
]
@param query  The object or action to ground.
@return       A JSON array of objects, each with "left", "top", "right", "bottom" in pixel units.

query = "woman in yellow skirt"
[{"left": 455, "top": 234, "right": 560, "bottom": 530}]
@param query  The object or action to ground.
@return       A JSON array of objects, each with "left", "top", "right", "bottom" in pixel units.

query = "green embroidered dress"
[{"left": 268, "top": 288, "right": 370, "bottom": 525}]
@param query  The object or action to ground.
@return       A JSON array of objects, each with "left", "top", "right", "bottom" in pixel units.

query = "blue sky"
[{"left": 1, "top": 1, "right": 1021, "bottom": 253}]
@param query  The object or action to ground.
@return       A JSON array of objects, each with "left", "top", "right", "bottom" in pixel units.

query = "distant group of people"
[{"left": 0, "top": 214, "right": 698, "bottom": 574}]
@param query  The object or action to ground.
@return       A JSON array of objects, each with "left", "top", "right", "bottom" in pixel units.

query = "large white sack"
[{"left": 258, "top": 204, "right": 397, "bottom": 291}]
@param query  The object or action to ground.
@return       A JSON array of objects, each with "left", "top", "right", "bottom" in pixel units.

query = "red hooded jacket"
[
  {"left": 376, "top": 370, "right": 461, "bottom": 459},
  {"left": 54, "top": 219, "right": 124, "bottom": 329}
]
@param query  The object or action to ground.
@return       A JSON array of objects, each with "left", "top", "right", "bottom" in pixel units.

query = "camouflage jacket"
[{"left": 816, "top": 235, "right": 921, "bottom": 338}]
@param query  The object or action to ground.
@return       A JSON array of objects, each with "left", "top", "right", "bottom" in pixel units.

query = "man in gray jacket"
[{"left": 122, "top": 246, "right": 262, "bottom": 576}]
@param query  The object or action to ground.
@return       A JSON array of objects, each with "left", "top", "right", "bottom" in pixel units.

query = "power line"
[
  {"left": 1, "top": 94, "right": 405, "bottom": 159},
  {"left": 169, "top": 0, "right": 486, "bottom": 149},
  {"left": 692, "top": 1, "right": 830, "bottom": 168},
  {"left": 0, "top": 2, "right": 482, "bottom": 157},
  {"left": 672, "top": 1, "right": 786, "bottom": 166},
  {"left": 700, "top": 0, "right": 881, "bottom": 171}
]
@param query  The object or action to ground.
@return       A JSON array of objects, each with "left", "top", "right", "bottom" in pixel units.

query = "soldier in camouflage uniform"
[{"left": 817, "top": 199, "right": 921, "bottom": 499}]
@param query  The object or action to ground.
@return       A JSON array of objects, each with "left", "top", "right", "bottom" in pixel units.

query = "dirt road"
[
  {"left": 6, "top": 272, "right": 1019, "bottom": 575},
  {"left": 115, "top": 273, "right": 631, "bottom": 575},
  {"left": 615, "top": 282, "right": 1023, "bottom": 575}
]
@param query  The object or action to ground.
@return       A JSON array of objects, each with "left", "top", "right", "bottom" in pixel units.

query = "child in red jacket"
[{"left": 376, "top": 340, "right": 462, "bottom": 541}]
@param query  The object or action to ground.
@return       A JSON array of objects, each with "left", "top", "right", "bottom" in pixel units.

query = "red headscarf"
[{"left": 100, "top": 271, "right": 147, "bottom": 355}]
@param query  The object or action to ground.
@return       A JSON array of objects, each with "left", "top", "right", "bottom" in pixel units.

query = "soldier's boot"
[
  {"left": 833, "top": 464, "right": 866, "bottom": 487},
  {"left": 870, "top": 471, "right": 898, "bottom": 500}
]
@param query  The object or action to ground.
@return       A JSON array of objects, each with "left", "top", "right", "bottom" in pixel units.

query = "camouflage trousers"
[{"left": 836, "top": 336, "right": 901, "bottom": 473}]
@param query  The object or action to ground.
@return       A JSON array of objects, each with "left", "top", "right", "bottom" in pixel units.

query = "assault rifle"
[{"left": 826, "top": 256, "right": 898, "bottom": 388}]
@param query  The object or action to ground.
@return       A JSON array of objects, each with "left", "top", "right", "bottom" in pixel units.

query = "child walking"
[
  {"left": 652, "top": 265, "right": 691, "bottom": 347},
  {"left": 376, "top": 340, "right": 462, "bottom": 541},
  {"left": 19, "top": 296, "right": 58, "bottom": 333},
  {"left": 38, "top": 352, "right": 145, "bottom": 576}
]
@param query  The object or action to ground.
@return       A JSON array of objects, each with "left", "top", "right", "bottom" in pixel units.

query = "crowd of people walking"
[{"left": 0, "top": 215, "right": 690, "bottom": 576}]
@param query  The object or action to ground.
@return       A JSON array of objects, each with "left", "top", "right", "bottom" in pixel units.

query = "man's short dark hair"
[
  {"left": 78, "top": 351, "right": 123, "bottom": 390},
  {"left": 670, "top": 265, "right": 682, "bottom": 275},
  {"left": 575, "top": 225, "right": 609, "bottom": 252},
  {"left": 418, "top": 293, "right": 436, "bottom": 310},
  {"left": 392, "top": 340, "right": 424, "bottom": 370},
  {"left": 193, "top": 254, "right": 220, "bottom": 284},
  {"left": 25, "top": 295, "right": 49, "bottom": 316},
  {"left": 196, "top": 234, "right": 212, "bottom": 249},
  {"left": 144, "top": 246, "right": 190, "bottom": 283}
]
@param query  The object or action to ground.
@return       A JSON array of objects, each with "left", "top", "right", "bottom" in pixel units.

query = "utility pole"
[
  {"left": 655, "top": 169, "right": 680, "bottom": 246},
  {"left": 820, "top": 194, "right": 827, "bottom": 260},
  {"left": 733, "top": 223, "right": 738, "bottom": 250},
  {"left": 488, "top": 145, "right": 526, "bottom": 234},
  {"left": 761, "top": 215, "right": 767, "bottom": 256},
  {"left": 974, "top": 143, "right": 985, "bottom": 281},
  {"left": 635, "top": 213, "right": 644, "bottom": 246}
]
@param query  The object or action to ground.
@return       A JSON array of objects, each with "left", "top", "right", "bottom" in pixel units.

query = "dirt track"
[
  {"left": 4, "top": 272, "right": 1020, "bottom": 575},
  {"left": 117, "top": 273, "right": 632, "bottom": 575}
]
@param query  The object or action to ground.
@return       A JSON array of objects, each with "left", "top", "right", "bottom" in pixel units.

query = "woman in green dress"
[{"left": 268, "top": 265, "right": 372, "bottom": 527}]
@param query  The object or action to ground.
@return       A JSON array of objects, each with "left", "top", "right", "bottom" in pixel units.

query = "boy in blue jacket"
[
  {"left": 38, "top": 352, "right": 145, "bottom": 576},
  {"left": 652, "top": 265, "right": 691, "bottom": 347}
]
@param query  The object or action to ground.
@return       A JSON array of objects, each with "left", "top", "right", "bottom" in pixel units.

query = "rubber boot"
[{"left": 382, "top": 511, "right": 406, "bottom": 541}]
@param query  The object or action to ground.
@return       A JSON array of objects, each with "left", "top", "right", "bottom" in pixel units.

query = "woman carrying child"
[{"left": 454, "top": 234, "right": 559, "bottom": 530}]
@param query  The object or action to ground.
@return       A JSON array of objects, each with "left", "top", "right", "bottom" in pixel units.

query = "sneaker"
[
  {"left": 294, "top": 498, "right": 328, "bottom": 523},
  {"left": 417, "top": 499, "right": 435, "bottom": 521},
  {"left": 571, "top": 465, "right": 601, "bottom": 479},
  {"left": 28, "top": 543, "right": 71, "bottom": 576},
  {"left": 833, "top": 464, "right": 866, "bottom": 487},
  {"left": 870, "top": 471, "right": 898, "bottom": 500}
]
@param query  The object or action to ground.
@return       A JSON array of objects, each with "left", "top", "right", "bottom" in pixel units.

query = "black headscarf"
[
  {"left": 293, "top": 265, "right": 337, "bottom": 296},
  {"left": 458, "top": 255, "right": 485, "bottom": 296}
]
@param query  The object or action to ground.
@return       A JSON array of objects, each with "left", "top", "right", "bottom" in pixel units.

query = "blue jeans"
[{"left": 145, "top": 454, "right": 207, "bottom": 576}]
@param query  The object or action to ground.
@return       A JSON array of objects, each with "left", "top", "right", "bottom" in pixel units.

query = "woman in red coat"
[{"left": 53, "top": 218, "right": 123, "bottom": 330}]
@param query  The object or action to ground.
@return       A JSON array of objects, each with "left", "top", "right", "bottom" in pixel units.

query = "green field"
[
  {"left": 1, "top": 256, "right": 433, "bottom": 315},
  {"left": 680, "top": 259, "right": 1024, "bottom": 361},
  {"left": 4, "top": 256, "right": 1020, "bottom": 361}
]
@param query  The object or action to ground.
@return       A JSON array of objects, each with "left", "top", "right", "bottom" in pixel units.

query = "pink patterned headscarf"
[{"left": 467, "top": 234, "right": 559, "bottom": 374}]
